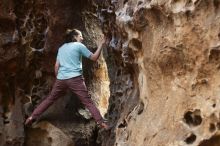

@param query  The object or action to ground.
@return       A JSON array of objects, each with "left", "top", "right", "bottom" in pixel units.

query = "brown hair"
[{"left": 65, "top": 29, "right": 81, "bottom": 43}]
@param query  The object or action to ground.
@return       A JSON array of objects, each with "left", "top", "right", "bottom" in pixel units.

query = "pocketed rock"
[{"left": 1, "top": 0, "right": 220, "bottom": 146}]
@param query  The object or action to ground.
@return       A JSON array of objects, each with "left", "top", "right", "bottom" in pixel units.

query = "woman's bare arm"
[{"left": 54, "top": 60, "right": 60, "bottom": 77}]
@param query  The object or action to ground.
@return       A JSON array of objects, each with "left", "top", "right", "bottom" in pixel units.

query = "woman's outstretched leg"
[
  {"left": 67, "top": 76, "right": 109, "bottom": 129},
  {"left": 25, "top": 79, "right": 67, "bottom": 125}
]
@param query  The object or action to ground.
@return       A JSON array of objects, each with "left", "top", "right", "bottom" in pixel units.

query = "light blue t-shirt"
[{"left": 56, "top": 42, "right": 92, "bottom": 80}]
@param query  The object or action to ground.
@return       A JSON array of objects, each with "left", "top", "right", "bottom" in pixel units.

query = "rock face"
[
  {"left": 1, "top": 0, "right": 220, "bottom": 146},
  {"left": 99, "top": 0, "right": 220, "bottom": 146},
  {"left": 0, "top": 0, "right": 109, "bottom": 145}
]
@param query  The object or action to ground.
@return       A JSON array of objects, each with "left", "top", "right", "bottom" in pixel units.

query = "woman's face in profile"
[{"left": 74, "top": 31, "right": 83, "bottom": 42}]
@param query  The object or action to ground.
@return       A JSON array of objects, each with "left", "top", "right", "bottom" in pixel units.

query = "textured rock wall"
[
  {"left": 0, "top": 0, "right": 109, "bottom": 145},
  {"left": 1, "top": 0, "right": 220, "bottom": 146},
  {"left": 98, "top": 0, "right": 220, "bottom": 146}
]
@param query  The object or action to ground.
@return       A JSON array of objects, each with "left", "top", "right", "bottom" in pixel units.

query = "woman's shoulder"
[
  {"left": 73, "top": 42, "right": 87, "bottom": 48},
  {"left": 73, "top": 42, "right": 84, "bottom": 45}
]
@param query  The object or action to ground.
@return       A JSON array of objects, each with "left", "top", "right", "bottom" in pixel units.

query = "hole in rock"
[
  {"left": 130, "top": 39, "right": 142, "bottom": 51},
  {"left": 185, "top": 133, "right": 196, "bottom": 144},
  {"left": 123, "top": 0, "right": 129, "bottom": 4},
  {"left": 209, "top": 48, "right": 220, "bottom": 62},
  {"left": 199, "top": 135, "right": 220, "bottom": 146},
  {"left": 184, "top": 109, "right": 202, "bottom": 127},
  {"left": 212, "top": 103, "right": 216, "bottom": 108},
  {"left": 137, "top": 101, "right": 144, "bottom": 115},
  {"left": 47, "top": 137, "right": 52, "bottom": 143},
  {"left": 118, "top": 120, "right": 127, "bottom": 128},
  {"left": 214, "top": 0, "right": 220, "bottom": 9},
  {"left": 21, "top": 31, "right": 27, "bottom": 37},
  {"left": 209, "top": 123, "right": 216, "bottom": 132},
  {"left": 185, "top": 10, "right": 191, "bottom": 18},
  {"left": 117, "top": 69, "right": 121, "bottom": 76},
  {"left": 3, "top": 120, "right": 10, "bottom": 124},
  {"left": 29, "top": 13, "right": 34, "bottom": 19}
]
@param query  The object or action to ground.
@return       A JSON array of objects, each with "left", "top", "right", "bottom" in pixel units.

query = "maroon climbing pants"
[{"left": 31, "top": 75, "right": 104, "bottom": 124}]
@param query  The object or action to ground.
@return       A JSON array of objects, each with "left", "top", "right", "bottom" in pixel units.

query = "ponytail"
[{"left": 65, "top": 29, "right": 81, "bottom": 43}]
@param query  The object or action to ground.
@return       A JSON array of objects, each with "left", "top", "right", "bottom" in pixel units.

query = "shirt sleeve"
[{"left": 78, "top": 43, "right": 93, "bottom": 58}]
